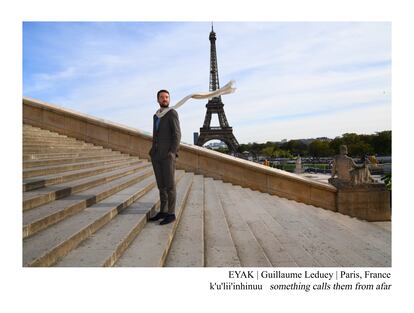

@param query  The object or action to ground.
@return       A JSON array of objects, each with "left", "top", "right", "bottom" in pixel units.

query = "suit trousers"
[{"left": 151, "top": 155, "right": 176, "bottom": 214}]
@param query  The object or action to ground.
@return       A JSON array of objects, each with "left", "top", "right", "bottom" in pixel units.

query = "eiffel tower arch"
[{"left": 196, "top": 24, "right": 239, "bottom": 153}]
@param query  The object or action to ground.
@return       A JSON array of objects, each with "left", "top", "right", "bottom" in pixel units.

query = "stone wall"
[
  {"left": 23, "top": 97, "right": 337, "bottom": 211},
  {"left": 336, "top": 185, "right": 391, "bottom": 221}
]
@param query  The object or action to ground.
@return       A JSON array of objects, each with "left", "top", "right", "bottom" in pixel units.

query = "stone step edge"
[
  {"left": 103, "top": 172, "right": 187, "bottom": 267},
  {"left": 26, "top": 175, "right": 158, "bottom": 267},
  {"left": 164, "top": 174, "right": 205, "bottom": 267},
  {"left": 202, "top": 177, "right": 241, "bottom": 267},
  {"left": 24, "top": 156, "right": 138, "bottom": 174},
  {"left": 23, "top": 159, "right": 145, "bottom": 192},
  {"left": 223, "top": 183, "right": 278, "bottom": 267},
  {"left": 23, "top": 169, "right": 154, "bottom": 239},
  {"left": 23, "top": 142, "right": 93, "bottom": 147},
  {"left": 23, "top": 155, "right": 131, "bottom": 168},
  {"left": 53, "top": 172, "right": 185, "bottom": 267},
  {"left": 23, "top": 147, "right": 107, "bottom": 153},
  {"left": 22, "top": 152, "right": 121, "bottom": 161},
  {"left": 23, "top": 156, "right": 139, "bottom": 179},
  {"left": 23, "top": 151, "right": 123, "bottom": 161},
  {"left": 23, "top": 139, "right": 99, "bottom": 145},
  {"left": 114, "top": 173, "right": 193, "bottom": 267},
  {"left": 23, "top": 162, "right": 150, "bottom": 211},
  {"left": 23, "top": 132, "right": 69, "bottom": 138},
  {"left": 159, "top": 175, "right": 194, "bottom": 267}
]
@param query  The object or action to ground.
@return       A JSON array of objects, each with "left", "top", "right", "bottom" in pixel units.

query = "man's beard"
[{"left": 160, "top": 102, "right": 169, "bottom": 107}]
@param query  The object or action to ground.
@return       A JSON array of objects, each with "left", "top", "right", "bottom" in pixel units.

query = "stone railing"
[{"left": 23, "top": 97, "right": 337, "bottom": 211}]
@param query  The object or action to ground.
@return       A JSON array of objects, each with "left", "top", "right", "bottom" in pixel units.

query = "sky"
[{"left": 23, "top": 21, "right": 391, "bottom": 145}]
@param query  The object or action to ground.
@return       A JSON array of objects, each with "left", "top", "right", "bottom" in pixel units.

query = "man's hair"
[{"left": 157, "top": 89, "right": 170, "bottom": 99}]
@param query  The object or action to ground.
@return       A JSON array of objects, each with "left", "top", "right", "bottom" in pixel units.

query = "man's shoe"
[
  {"left": 159, "top": 214, "right": 176, "bottom": 225},
  {"left": 149, "top": 212, "right": 168, "bottom": 221}
]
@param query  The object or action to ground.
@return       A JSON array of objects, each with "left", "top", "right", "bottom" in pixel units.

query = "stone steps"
[
  {"left": 215, "top": 181, "right": 272, "bottom": 267},
  {"left": 23, "top": 173, "right": 158, "bottom": 266},
  {"left": 164, "top": 175, "right": 205, "bottom": 267},
  {"left": 287, "top": 198, "right": 391, "bottom": 266},
  {"left": 23, "top": 130, "right": 67, "bottom": 138},
  {"left": 23, "top": 138, "right": 100, "bottom": 144},
  {"left": 23, "top": 133, "right": 88, "bottom": 140},
  {"left": 23, "top": 156, "right": 140, "bottom": 179},
  {"left": 23, "top": 139, "right": 98, "bottom": 147},
  {"left": 23, "top": 137, "right": 96, "bottom": 144},
  {"left": 372, "top": 222, "right": 392, "bottom": 232},
  {"left": 23, "top": 132, "right": 85, "bottom": 138},
  {"left": 23, "top": 132, "right": 67, "bottom": 138},
  {"left": 203, "top": 178, "right": 241, "bottom": 267},
  {"left": 114, "top": 173, "right": 193, "bottom": 267},
  {"left": 23, "top": 158, "right": 146, "bottom": 191},
  {"left": 23, "top": 145, "right": 101, "bottom": 152},
  {"left": 23, "top": 138, "right": 80, "bottom": 144},
  {"left": 23, "top": 154, "right": 131, "bottom": 169},
  {"left": 23, "top": 147, "right": 106, "bottom": 154},
  {"left": 223, "top": 184, "right": 299, "bottom": 267},
  {"left": 22, "top": 123, "right": 392, "bottom": 267},
  {"left": 23, "top": 167, "right": 154, "bottom": 239},
  {"left": 23, "top": 150, "right": 122, "bottom": 161},
  {"left": 23, "top": 162, "right": 150, "bottom": 211},
  {"left": 23, "top": 140, "right": 102, "bottom": 147},
  {"left": 54, "top": 171, "right": 186, "bottom": 267},
  {"left": 243, "top": 188, "right": 340, "bottom": 267},
  {"left": 244, "top": 187, "right": 390, "bottom": 267}
]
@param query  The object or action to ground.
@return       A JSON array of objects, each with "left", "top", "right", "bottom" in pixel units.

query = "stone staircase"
[{"left": 22, "top": 124, "right": 391, "bottom": 267}]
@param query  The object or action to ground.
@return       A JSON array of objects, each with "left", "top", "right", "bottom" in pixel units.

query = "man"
[{"left": 148, "top": 89, "right": 181, "bottom": 225}]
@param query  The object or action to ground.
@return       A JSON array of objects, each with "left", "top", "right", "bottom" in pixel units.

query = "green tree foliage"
[
  {"left": 281, "top": 140, "right": 308, "bottom": 156},
  {"left": 234, "top": 131, "right": 391, "bottom": 158},
  {"left": 274, "top": 149, "right": 293, "bottom": 158},
  {"left": 309, "top": 140, "right": 334, "bottom": 157},
  {"left": 371, "top": 131, "right": 391, "bottom": 155},
  {"left": 381, "top": 173, "right": 391, "bottom": 190},
  {"left": 328, "top": 131, "right": 390, "bottom": 157},
  {"left": 261, "top": 146, "right": 275, "bottom": 157},
  {"left": 216, "top": 147, "right": 229, "bottom": 153},
  {"left": 261, "top": 146, "right": 293, "bottom": 158}
]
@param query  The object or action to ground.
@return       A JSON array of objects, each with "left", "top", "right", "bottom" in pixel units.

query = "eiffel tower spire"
[
  {"left": 196, "top": 24, "right": 239, "bottom": 153},
  {"left": 209, "top": 22, "right": 220, "bottom": 92}
]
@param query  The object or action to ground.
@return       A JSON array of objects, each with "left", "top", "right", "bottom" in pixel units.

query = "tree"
[
  {"left": 274, "top": 149, "right": 293, "bottom": 158},
  {"left": 329, "top": 136, "right": 344, "bottom": 155},
  {"left": 348, "top": 141, "right": 374, "bottom": 157},
  {"left": 237, "top": 130, "right": 391, "bottom": 158},
  {"left": 216, "top": 147, "right": 229, "bottom": 153},
  {"left": 261, "top": 146, "right": 275, "bottom": 157},
  {"left": 281, "top": 140, "right": 308, "bottom": 156},
  {"left": 329, "top": 132, "right": 390, "bottom": 157},
  {"left": 309, "top": 140, "right": 334, "bottom": 157},
  {"left": 371, "top": 131, "right": 391, "bottom": 155}
]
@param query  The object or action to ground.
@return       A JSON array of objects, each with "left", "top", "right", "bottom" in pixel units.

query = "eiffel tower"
[{"left": 196, "top": 24, "right": 239, "bottom": 153}]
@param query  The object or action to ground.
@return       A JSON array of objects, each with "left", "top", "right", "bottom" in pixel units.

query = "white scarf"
[{"left": 155, "top": 80, "right": 236, "bottom": 118}]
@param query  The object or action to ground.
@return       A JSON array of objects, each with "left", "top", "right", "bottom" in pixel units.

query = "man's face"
[{"left": 158, "top": 92, "right": 170, "bottom": 107}]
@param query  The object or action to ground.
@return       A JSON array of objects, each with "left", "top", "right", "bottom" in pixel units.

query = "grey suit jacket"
[{"left": 149, "top": 109, "right": 181, "bottom": 160}]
